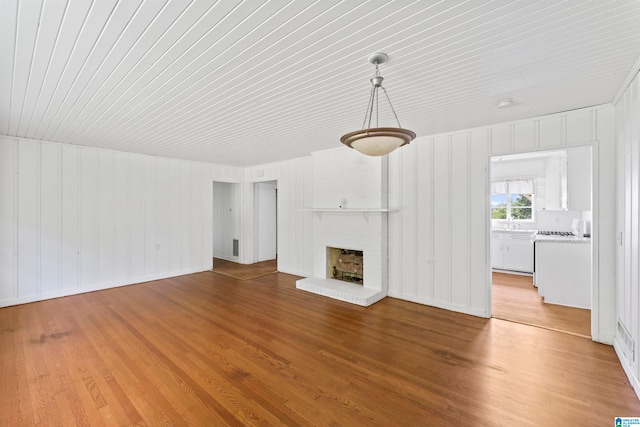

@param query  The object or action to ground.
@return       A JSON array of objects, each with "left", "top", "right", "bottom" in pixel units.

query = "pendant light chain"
[
  {"left": 361, "top": 62, "right": 402, "bottom": 130},
  {"left": 381, "top": 86, "right": 402, "bottom": 128}
]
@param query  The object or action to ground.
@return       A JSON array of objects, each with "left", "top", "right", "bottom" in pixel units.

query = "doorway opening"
[
  {"left": 489, "top": 146, "right": 593, "bottom": 338},
  {"left": 254, "top": 180, "right": 277, "bottom": 263},
  {"left": 212, "top": 181, "right": 241, "bottom": 263}
]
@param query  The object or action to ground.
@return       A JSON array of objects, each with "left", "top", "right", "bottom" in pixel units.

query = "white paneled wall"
[
  {"left": 388, "top": 105, "right": 616, "bottom": 341},
  {"left": 615, "top": 71, "right": 640, "bottom": 398},
  {"left": 0, "top": 136, "right": 239, "bottom": 307},
  {"left": 243, "top": 157, "right": 313, "bottom": 277}
]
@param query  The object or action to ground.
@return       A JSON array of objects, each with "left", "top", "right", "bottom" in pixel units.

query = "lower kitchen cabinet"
[
  {"left": 491, "top": 232, "right": 535, "bottom": 273},
  {"left": 535, "top": 240, "right": 590, "bottom": 309}
]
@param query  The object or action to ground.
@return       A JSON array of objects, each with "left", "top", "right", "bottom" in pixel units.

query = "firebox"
[{"left": 327, "top": 247, "right": 363, "bottom": 284}]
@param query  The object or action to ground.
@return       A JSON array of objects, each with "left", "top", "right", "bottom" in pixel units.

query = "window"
[{"left": 491, "top": 180, "right": 534, "bottom": 221}]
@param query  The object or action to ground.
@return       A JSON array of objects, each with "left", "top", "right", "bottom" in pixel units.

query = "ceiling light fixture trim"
[{"left": 340, "top": 53, "right": 416, "bottom": 156}]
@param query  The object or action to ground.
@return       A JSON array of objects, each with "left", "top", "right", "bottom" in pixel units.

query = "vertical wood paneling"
[
  {"left": 40, "top": 143, "right": 61, "bottom": 294},
  {"left": 450, "top": 133, "right": 470, "bottom": 307},
  {"left": 18, "top": 140, "right": 40, "bottom": 297},
  {"left": 202, "top": 165, "right": 213, "bottom": 270},
  {"left": 0, "top": 138, "right": 18, "bottom": 300},
  {"left": 389, "top": 105, "right": 616, "bottom": 323},
  {"left": 61, "top": 145, "right": 79, "bottom": 290},
  {"left": 157, "top": 157, "right": 170, "bottom": 276},
  {"left": 79, "top": 148, "right": 98, "bottom": 288},
  {"left": 190, "top": 163, "right": 204, "bottom": 268},
  {"left": 98, "top": 150, "right": 115, "bottom": 285},
  {"left": 1, "top": 138, "right": 223, "bottom": 307},
  {"left": 129, "top": 154, "right": 145, "bottom": 280},
  {"left": 433, "top": 136, "right": 451, "bottom": 302},
  {"left": 387, "top": 150, "right": 402, "bottom": 294},
  {"left": 180, "top": 161, "right": 193, "bottom": 270},
  {"left": 114, "top": 151, "right": 130, "bottom": 282},
  {"left": 144, "top": 156, "right": 158, "bottom": 277},
  {"left": 469, "top": 130, "right": 490, "bottom": 312},
  {"left": 302, "top": 157, "right": 313, "bottom": 275},
  {"left": 416, "top": 140, "right": 433, "bottom": 300},
  {"left": 169, "top": 159, "right": 182, "bottom": 271},
  {"left": 400, "top": 144, "right": 418, "bottom": 296}
]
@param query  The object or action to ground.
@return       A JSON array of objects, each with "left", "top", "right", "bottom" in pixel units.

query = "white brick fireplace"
[{"left": 296, "top": 148, "right": 390, "bottom": 306}]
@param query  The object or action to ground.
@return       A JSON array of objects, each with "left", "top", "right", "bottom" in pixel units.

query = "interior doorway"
[
  {"left": 254, "top": 180, "right": 277, "bottom": 262},
  {"left": 489, "top": 146, "right": 594, "bottom": 338},
  {"left": 212, "top": 181, "right": 241, "bottom": 262}
]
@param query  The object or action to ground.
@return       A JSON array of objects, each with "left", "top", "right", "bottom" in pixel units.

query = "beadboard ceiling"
[{"left": 2, "top": 0, "right": 640, "bottom": 167}]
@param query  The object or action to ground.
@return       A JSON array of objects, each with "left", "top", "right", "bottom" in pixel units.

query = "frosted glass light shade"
[{"left": 340, "top": 127, "right": 416, "bottom": 156}]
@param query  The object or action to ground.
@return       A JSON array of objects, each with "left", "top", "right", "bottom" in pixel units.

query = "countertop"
[{"left": 534, "top": 235, "right": 591, "bottom": 244}]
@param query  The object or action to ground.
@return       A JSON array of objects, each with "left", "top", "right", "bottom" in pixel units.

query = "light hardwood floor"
[
  {"left": 492, "top": 272, "right": 591, "bottom": 337},
  {"left": 1, "top": 270, "right": 638, "bottom": 426}
]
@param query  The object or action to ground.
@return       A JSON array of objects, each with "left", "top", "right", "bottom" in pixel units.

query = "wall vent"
[
  {"left": 233, "top": 239, "right": 239, "bottom": 257},
  {"left": 617, "top": 319, "right": 635, "bottom": 361}
]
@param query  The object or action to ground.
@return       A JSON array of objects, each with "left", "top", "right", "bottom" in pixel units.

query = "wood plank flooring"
[
  {"left": 1, "top": 270, "right": 638, "bottom": 426},
  {"left": 212, "top": 258, "right": 278, "bottom": 280},
  {"left": 492, "top": 272, "right": 591, "bottom": 337}
]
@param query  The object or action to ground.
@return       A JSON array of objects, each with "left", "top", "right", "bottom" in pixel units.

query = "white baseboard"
[
  {"left": 386, "top": 291, "right": 489, "bottom": 318},
  {"left": 614, "top": 338, "right": 640, "bottom": 402},
  {"left": 0, "top": 266, "right": 211, "bottom": 308}
]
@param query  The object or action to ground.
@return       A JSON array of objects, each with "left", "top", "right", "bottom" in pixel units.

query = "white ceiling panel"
[{"left": 2, "top": 0, "right": 640, "bottom": 166}]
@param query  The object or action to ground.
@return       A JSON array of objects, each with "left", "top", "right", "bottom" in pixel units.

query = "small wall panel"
[
  {"left": 40, "top": 143, "right": 62, "bottom": 294},
  {"left": 469, "top": 130, "right": 490, "bottom": 312},
  {"left": 491, "top": 125, "right": 512, "bottom": 153},
  {"left": 157, "top": 157, "right": 171, "bottom": 276},
  {"left": 18, "top": 140, "right": 40, "bottom": 297},
  {"left": 400, "top": 144, "right": 418, "bottom": 296},
  {"left": 114, "top": 151, "right": 131, "bottom": 282},
  {"left": 566, "top": 110, "right": 594, "bottom": 144},
  {"left": 79, "top": 148, "right": 98, "bottom": 289},
  {"left": 180, "top": 162, "right": 193, "bottom": 270},
  {"left": 190, "top": 163, "right": 204, "bottom": 269},
  {"left": 201, "top": 165, "right": 213, "bottom": 269},
  {"left": 143, "top": 156, "right": 158, "bottom": 278},
  {"left": 539, "top": 116, "right": 565, "bottom": 148},
  {"left": 432, "top": 136, "right": 451, "bottom": 303},
  {"left": 450, "top": 133, "right": 470, "bottom": 307},
  {"left": 0, "top": 138, "right": 17, "bottom": 300},
  {"left": 513, "top": 121, "right": 537, "bottom": 152},
  {"left": 169, "top": 159, "right": 183, "bottom": 271},
  {"left": 129, "top": 154, "right": 145, "bottom": 281},
  {"left": 415, "top": 139, "right": 434, "bottom": 299},
  {"left": 61, "top": 145, "right": 79, "bottom": 291},
  {"left": 98, "top": 150, "right": 115, "bottom": 285}
]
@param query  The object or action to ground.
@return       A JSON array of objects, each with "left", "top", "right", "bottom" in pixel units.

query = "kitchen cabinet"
[
  {"left": 567, "top": 146, "right": 591, "bottom": 211},
  {"left": 535, "top": 240, "right": 590, "bottom": 308},
  {"left": 491, "top": 232, "right": 534, "bottom": 273}
]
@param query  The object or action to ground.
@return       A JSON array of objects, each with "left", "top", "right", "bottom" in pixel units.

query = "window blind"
[{"left": 491, "top": 179, "right": 534, "bottom": 194}]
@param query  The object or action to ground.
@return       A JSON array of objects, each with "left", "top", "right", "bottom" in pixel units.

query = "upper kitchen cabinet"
[
  {"left": 566, "top": 147, "right": 592, "bottom": 211},
  {"left": 544, "top": 151, "right": 567, "bottom": 210}
]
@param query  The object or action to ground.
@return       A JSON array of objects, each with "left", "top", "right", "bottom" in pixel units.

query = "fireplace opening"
[{"left": 327, "top": 247, "right": 363, "bottom": 284}]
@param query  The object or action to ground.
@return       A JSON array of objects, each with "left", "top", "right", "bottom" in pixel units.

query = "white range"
[{"left": 534, "top": 231, "right": 591, "bottom": 309}]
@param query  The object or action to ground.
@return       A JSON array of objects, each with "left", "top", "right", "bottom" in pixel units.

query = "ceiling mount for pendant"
[{"left": 340, "top": 52, "right": 416, "bottom": 156}]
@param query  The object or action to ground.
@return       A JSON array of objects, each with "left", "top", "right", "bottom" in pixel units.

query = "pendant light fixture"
[{"left": 340, "top": 53, "right": 416, "bottom": 156}]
